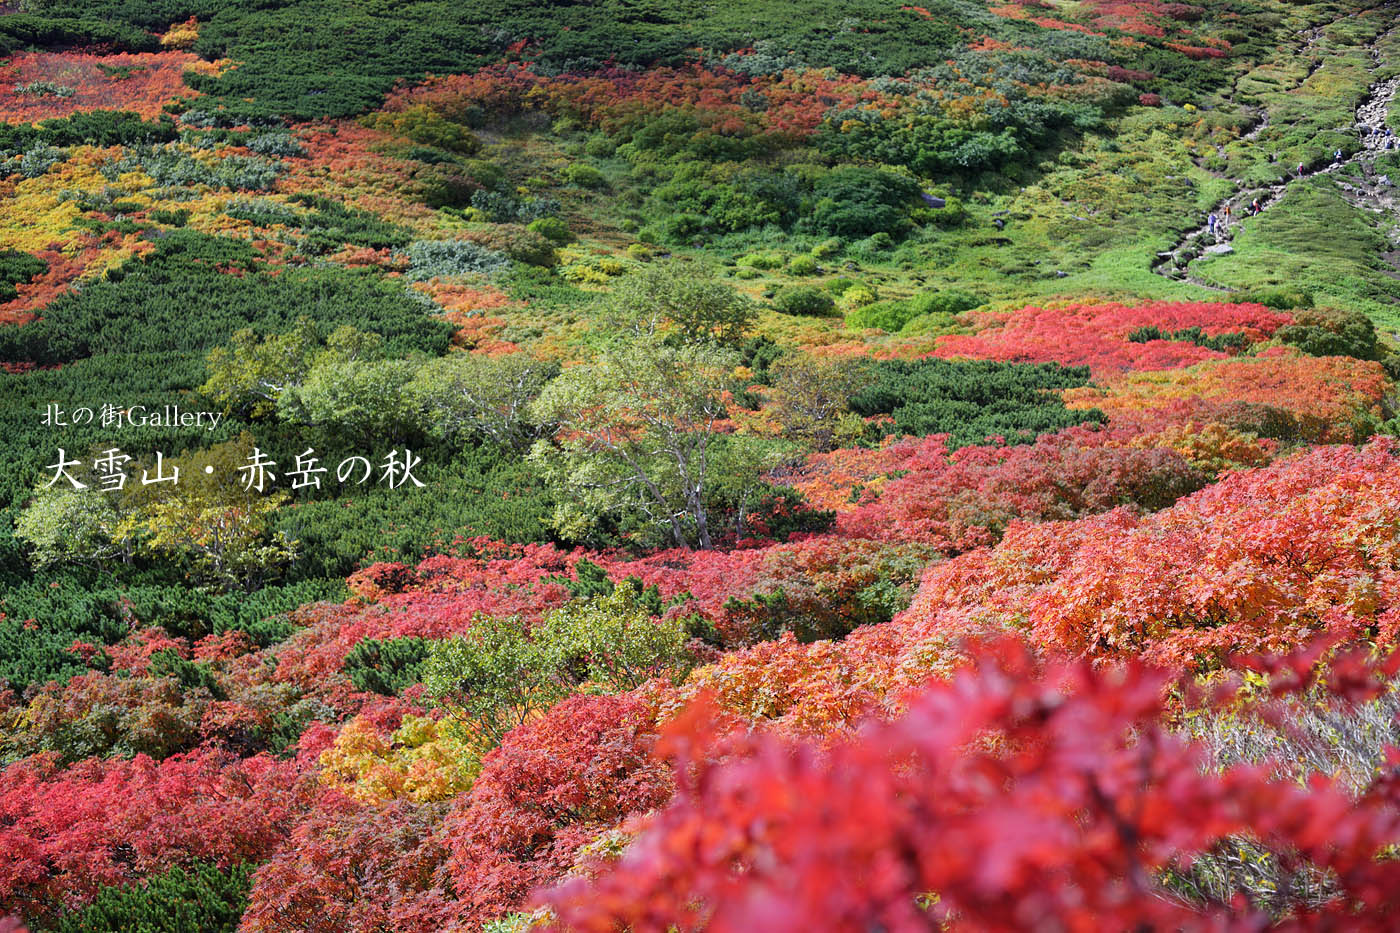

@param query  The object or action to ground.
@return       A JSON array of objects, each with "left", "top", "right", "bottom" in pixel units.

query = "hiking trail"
[{"left": 1151, "top": 7, "right": 1400, "bottom": 290}]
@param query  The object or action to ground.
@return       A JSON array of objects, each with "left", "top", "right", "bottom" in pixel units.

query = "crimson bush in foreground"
[
  {"left": 443, "top": 694, "right": 672, "bottom": 926},
  {"left": 544, "top": 640, "right": 1400, "bottom": 931},
  {"left": 239, "top": 796, "right": 455, "bottom": 933}
]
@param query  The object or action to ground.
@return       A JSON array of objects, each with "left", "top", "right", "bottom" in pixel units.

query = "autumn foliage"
[
  {"left": 0, "top": 1, "right": 1398, "bottom": 927},
  {"left": 546, "top": 640, "right": 1400, "bottom": 931},
  {"left": 0, "top": 748, "right": 308, "bottom": 917},
  {"left": 0, "top": 52, "right": 217, "bottom": 122},
  {"left": 931, "top": 300, "right": 1292, "bottom": 374},
  {"left": 900, "top": 439, "right": 1400, "bottom": 668},
  {"left": 1065, "top": 353, "right": 1394, "bottom": 443},
  {"left": 828, "top": 427, "right": 1205, "bottom": 551},
  {"left": 441, "top": 694, "right": 672, "bottom": 927}
]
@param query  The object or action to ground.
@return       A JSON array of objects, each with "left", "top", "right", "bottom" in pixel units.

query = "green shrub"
[
  {"left": 851, "top": 231, "right": 896, "bottom": 257},
  {"left": 922, "top": 194, "right": 967, "bottom": 227},
  {"left": 849, "top": 358, "right": 1104, "bottom": 446},
  {"left": 907, "top": 290, "right": 982, "bottom": 317},
  {"left": 148, "top": 208, "right": 190, "bottom": 226},
  {"left": 49, "top": 861, "right": 251, "bottom": 933},
  {"left": 527, "top": 215, "right": 576, "bottom": 244},
  {"left": 0, "top": 13, "right": 159, "bottom": 57},
  {"left": 149, "top": 648, "right": 223, "bottom": 697},
  {"left": 245, "top": 131, "right": 307, "bottom": 158},
  {"left": 839, "top": 285, "right": 878, "bottom": 310},
  {"left": 1237, "top": 287, "right": 1313, "bottom": 309},
  {"left": 0, "top": 233, "right": 454, "bottom": 366},
  {"left": 787, "top": 254, "right": 818, "bottom": 276},
  {"left": 0, "top": 111, "right": 174, "bottom": 151},
  {"left": 344, "top": 636, "right": 431, "bottom": 695},
  {"left": 772, "top": 285, "right": 837, "bottom": 317},
  {"left": 564, "top": 162, "right": 607, "bottom": 188},
  {"left": 5, "top": 143, "right": 65, "bottom": 178},
  {"left": 537, "top": 581, "right": 692, "bottom": 692},
  {"left": 403, "top": 238, "right": 510, "bottom": 281},
  {"left": 421, "top": 615, "right": 573, "bottom": 746},
  {"left": 899, "top": 312, "right": 964, "bottom": 337},
  {"left": 284, "top": 192, "right": 413, "bottom": 252},
  {"left": 0, "top": 574, "right": 341, "bottom": 692},
  {"left": 846, "top": 290, "right": 980, "bottom": 332},
  {"left": 13, "top": 80, "right": 74, "bottom": 97},
  {"left": 469, "top": 189, "right": 559, "bottom": 224},
  {"left": 810, "top": 166, "right": 920, "bottom": 238},
  {"left": 1126, "top": 325, "right": 1247, "bottom": 353},
  {"left": 362, "top": 106, "right": 479, "bottom": 153},
  {"left": 423, "top": 582, "right": 692, "bottom": 743},
  {"left": 583, "top": 134, "right": 617, "bottom": 158},
  {"left": 737, "top": 250, "right": 784, "bottom": 270},
  {"left": 459, "top": 224, "right": 557, "bottom": 266},
  {"left": 845, "top": 299, "right": 907, "bottom": 331},
  {"left": 105, "top": 144, "right": 284, "bottom": 191},
  {"left": 0, "top": 249, "right": 46, "bottom": 302},
  {"left": 1276, "top": 307, "right": 1382, "bottom": 361},
  {"left": 275, "top": 447, "right": 554, "bottom": 579}
]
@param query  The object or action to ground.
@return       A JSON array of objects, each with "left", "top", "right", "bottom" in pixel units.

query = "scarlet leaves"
[
  {"left": 901, "top": 439, "right": 1400, "bottom": 668},
  {"left": 831, "top": 428, "right": 1205, "bottom": 552},
  {"left": 1065, "top": 353, "right": 1394, "bottom": 444},
  {"left": 441, "top": 693, "right": 672, "bottom": 925},
  {"left": 238, "top": 795, "right": 456, "bottom": 933},
  {"left": 544, "top": 641, "right": 1400, "bottom": 931},
  {"left": 931, "top": 300, "right": 1291, "bottom": 375},
  {"left": 0, "top": 748, "right": 308, "bottom": 915},
  {"left": 274, "top": 543, "right": 579, "bottom": 697}
]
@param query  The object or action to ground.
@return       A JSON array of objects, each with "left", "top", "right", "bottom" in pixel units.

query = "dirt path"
[{"left": 1151, "top": 9, "right": 1400, "bottom": 289}]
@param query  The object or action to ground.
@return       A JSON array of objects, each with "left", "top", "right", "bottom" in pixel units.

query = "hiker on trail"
[
  {"left": 1335, "top": 148, "right": 1343, "bottom": 163},
  {"left": 1207, "top": 212, "right": 1218, "bottom": 236},
  {"left": 1298, "top": 162, "right": 1306, "bottom": 177},
  {"left": 1250, "top": 198, "right": 1261, "bottom": 216}
]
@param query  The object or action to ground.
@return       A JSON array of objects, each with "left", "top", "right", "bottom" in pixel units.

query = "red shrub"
[
  {"left": 273, "top": 544, "right": 580, "bottom": 697},
  {"left": 0, "top": 51, "right": 213, "bottom": 122},
  {"left": 833, "top": 429, "right": 1205, "bottom": 551},
  {"left": 441, "top": 694, "right": 672, "bottom": 926},
  {"left": 1067, "top": 353, "right": 1393, "bottom": 443},
  {"left": 901, "top": 439, "right": 1400, "bottom": 668},
  {"left": 0, "top": 749, "right": 309, "bottom": 913},
  {"left": 930, "top": 300, "right": 1292, "bottom": 375},
  {"left": 544, "top": 640, "right": 1400, "bottom": 931},
  {"left": 239, "top": 796, "right": 456, "bottom": 933}
]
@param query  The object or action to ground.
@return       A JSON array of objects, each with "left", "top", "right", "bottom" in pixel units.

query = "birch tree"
[{"left": 529, "top": 337, "right": 768, "bottom": 549}]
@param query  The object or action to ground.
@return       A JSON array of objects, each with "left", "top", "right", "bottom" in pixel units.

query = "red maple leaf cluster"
[
  {"left": 546, "top": 639, "right": 1400, "bottom": 932},
  {"left": 931, "top": 300, "right": 1292, "bottom": 374}
]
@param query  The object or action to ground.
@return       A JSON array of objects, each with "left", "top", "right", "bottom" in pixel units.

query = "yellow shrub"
[{"left": 317, "top": 713, "right": 480, "bottom": 803}]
